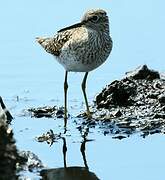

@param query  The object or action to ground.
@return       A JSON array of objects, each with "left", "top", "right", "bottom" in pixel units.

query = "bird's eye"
[{"left": 91, "top": 15, "right": 99, "bottom": 22}]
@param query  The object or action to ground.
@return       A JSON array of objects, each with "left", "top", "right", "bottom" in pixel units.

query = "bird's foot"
[
  {"left": 76, "top": 109, "right": 93, "bottom": 119},
  {"left": 83, "top": 110, "right": 92, "bottom": 119}
]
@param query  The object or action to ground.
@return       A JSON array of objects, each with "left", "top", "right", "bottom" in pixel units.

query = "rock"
[
  {"left": 158, "top": 94, "right": 165, "bottom": 104},
  {"left": 96, "top": 79, "right": 137, "bottom": 107},
  {"left": 0, "top": 108, "right": 18, "bottom": 179},
  {"left": 0, "top": 96, "right": 13, "bottom": 123},
  {"left": 153, "top": 113, "right": 165, "bottom": 119},
  {"left": 28, "top": 106, "right": 64, "bottom": 118},
  {"left": 113, "top": 109, "right": 123, "bottom": 117},
  {"left": 18, "top": 151, "right": 44, "bottom": 172},
  {"left": 36, "top": 129, "right": 61, "bottom": 145},
  {"left": 90, "top": 65, "right": 165, "bottom": 138},
  {"left": 0, "top": 97, "right": 38, "bottom": 179},
  {"left": 125, "top": 65, "right": 160, "bottom": 80},
  {"left": 112, "top": 135, "right": 127, "bottom": 140},
  {"left": 56, "top": 108, "right": 64, "bottom": 118},
  {"left": 146, "top": 92, "right": 159, "bottom": 99}
]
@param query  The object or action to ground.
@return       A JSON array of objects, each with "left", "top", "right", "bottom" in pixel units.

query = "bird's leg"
[
  {"left": 64, "top": 71, "right": 68, "bottom": 127},
  {"left": 81, "top": 72, "right": 91, "bottom": 118}
]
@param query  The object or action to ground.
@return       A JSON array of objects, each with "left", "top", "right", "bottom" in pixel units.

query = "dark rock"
[
  {"left": 160, "top": 106, "right": 165, "bottom": 111},
  {"left": 56, "top": 108, "right": 64, "bottom": 118},
  {"left": 0, "top": 97, "right": 24, "bottom": 179},
  {"left": 28, "top": 106, "right": 64, "bottom": 118},
  {"left": 113, "top": 109, "right": 123, "bottom": 117},
  {"left": 18, "top": 151, "right": 44, "bottom": 172},
  {"left": 150, "top": 129, "right": 161, "bottom": 135},
  {"left": 125, "top": 65, "right": 160, "bottom": 80},
  {"left": 90, "top": 65, "right": 165, "bottom": 138},
  {"left": 141, "top": 131, "right": 150, "bottom": 138},
  {"left": 153, "top": 113, "right": 165, "bottom": 119},
  {"left": 96, "top": 79, "right": 137, "bottom": 108},
  {"left": 0, "top": 110, "right": 18, "bottom": 179},
  {"left": 116, "top": 121, "right": 131, "bottom": 128},
  {"left": 0, "top": 96, "right": 13, "bottom": 123},
  {"left": 103, "top": 130, "right": 109, "bottom": 135},
  {"left": 112, "top": 135, "right": 127, "bottom": 140},
  {"left": 146, "top": 93, "right": 159, "bottom": 99},
  {"left": 0, "top": 98, "right": 38, "bottom": 179},
  {"left": 158, "top": 94, "right": 165, "bottom": 104}
]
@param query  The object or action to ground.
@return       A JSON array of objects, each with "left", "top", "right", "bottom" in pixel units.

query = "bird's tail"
[
  {"left": 36, "top": 37, "right": 57, "bottom": 55},
  {"left": 36, "top": 37, "right": 51, "bottom": 49}
]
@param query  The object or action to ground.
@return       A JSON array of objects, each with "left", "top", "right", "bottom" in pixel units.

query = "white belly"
[{"left": 56, "top": 54, "right": 104, "bottom": 72}]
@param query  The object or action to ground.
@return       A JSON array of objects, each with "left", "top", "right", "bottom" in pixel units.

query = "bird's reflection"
[
  {"left": 40, "top": 133, "right": 99, "bottom": 180},
  {"left": 62, "top": 137, "right": 67, "bottom": 168},
  {"left": 80, "top": 129, "right": 89, "bottom": 170}
]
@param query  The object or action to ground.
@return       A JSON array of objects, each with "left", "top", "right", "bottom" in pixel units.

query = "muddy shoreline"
[{"left": 30, "top": 65, "right": 165, "bottom": 138}]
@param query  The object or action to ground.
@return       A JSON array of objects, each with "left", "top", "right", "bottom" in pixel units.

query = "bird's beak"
[{"left": 58, "top": 22, "right": 85, "bottom": 33}]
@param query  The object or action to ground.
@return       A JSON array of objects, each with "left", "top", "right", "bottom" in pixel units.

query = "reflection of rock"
[
  {"left": 40, "top": 167, "right": 99, "bottom": 180},
  {"left": 91, "top": 65, "right": 165, "bottom": 138}
]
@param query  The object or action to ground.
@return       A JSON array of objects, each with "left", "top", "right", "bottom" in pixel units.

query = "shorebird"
[{"left": 36, "top": 9, "right": 113, "bottom": 126}]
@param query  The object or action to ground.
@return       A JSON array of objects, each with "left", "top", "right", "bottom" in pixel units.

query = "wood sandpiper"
[{"left": 36, "top": 9, "right": 113, "bottom": 127}]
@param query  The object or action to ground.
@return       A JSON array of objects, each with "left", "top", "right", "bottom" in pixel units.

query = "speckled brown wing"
[{"left": 36, "top": 30, "right": 72, "bottom": 56}]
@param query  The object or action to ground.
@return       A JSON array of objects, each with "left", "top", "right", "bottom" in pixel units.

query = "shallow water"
[
  {"left": 1, "top": 0, "right": 165, "bottom": 179},
  {"left": 5, "top": 95, "right": 165, "bottom": 180}
]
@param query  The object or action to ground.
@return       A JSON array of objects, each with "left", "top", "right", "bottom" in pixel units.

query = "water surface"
[{"left": 0, "top": 0, "right": 165, "bottom": 179}]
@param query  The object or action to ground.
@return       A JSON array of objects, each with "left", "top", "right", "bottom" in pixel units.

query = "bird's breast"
[{"left": 55, "top": 28, "right": 112, "bottom": 72}]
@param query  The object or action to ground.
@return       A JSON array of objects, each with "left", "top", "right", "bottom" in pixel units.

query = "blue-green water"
[{"left": 0, "top": 0, "right": 165, "bottom": 179}]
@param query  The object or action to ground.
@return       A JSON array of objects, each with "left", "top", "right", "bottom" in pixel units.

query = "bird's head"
[
  {"left": 58, "top": 9, "right": 110, "bottom": 34},
  {"left": 81, "top": 9, "right": 110, "bottom": 33}
]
